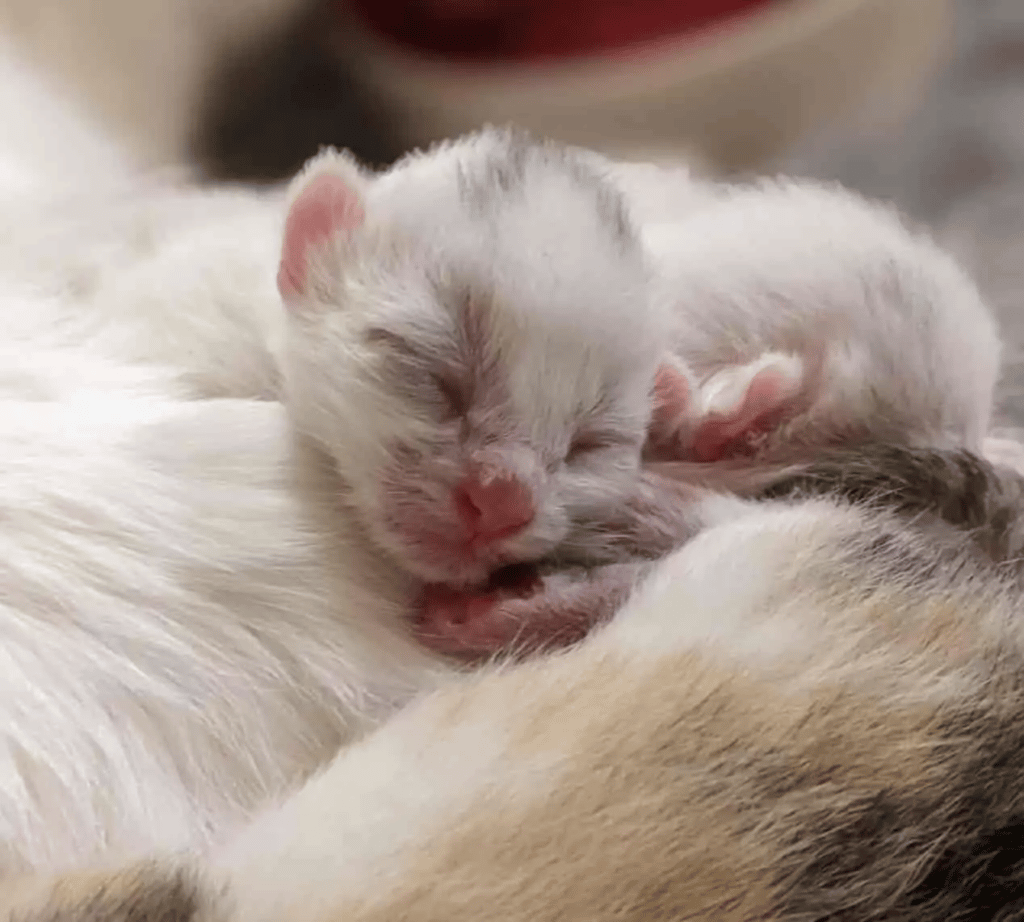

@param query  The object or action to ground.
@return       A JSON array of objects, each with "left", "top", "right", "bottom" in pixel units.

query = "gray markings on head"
[{"left": 455, "top": 129, "right": 637, "bottom": 254}]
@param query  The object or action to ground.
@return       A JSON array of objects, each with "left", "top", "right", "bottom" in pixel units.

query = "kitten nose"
[{"left": 453, "top": 471, "right": 534, "bottom": 543}]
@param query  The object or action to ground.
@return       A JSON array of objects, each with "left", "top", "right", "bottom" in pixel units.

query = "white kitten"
[
  {"left": 5, "top": 130, "right": 1002, "bottom": 663},
  {"left": 0, "top": 129, "right": 675, "bottom": 871},
  {"left": 639, "top": 177, "right": 1001, "bottom": 465},
  {"left": 0, "top": 128, "right": 680, "bottom": 586}
]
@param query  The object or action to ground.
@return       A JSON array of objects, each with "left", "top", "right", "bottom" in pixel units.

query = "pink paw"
[
  {"left": 416, "top": 567, "right": 543, "bottom": 660},
  {"left": 414, "top": 565, "right": 643, "bottom": 662},
  {"left": 647, "top": 352, "right": 805, "bottom": 463}
]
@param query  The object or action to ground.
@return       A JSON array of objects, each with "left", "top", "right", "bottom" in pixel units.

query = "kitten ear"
[
  {"left": 691, "top": 352, "right": 805, "bottom": 462},
  {"left": 278, "top": 149, "right": 367, "bottom": 304}
]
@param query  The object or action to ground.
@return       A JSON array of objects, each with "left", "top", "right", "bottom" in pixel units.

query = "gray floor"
[{"left": 781, "top": 0, "right": 1024, "bottom": 427}]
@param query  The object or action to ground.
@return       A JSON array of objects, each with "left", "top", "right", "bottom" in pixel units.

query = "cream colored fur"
[{"left": 5, "top": 491, "right": 1024, "bottom": 920}]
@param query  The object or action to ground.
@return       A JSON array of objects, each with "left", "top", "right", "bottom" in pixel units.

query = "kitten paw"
[
  {"left": 646, "top": 352, "right": 805, "bottom": 462},
  {"left": 691, "top": 352, "right": 805, "bottom": 462},
  {"left": 415, "top": 565, "right": 642, "bottom": 661}
]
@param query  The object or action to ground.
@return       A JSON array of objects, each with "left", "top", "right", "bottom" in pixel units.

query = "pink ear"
[
  {"left": 277, "top": 172, "right": 365, "bottom": 302},
  {"left": 691, "top": 354, "right": 805, "bottom": 462}
]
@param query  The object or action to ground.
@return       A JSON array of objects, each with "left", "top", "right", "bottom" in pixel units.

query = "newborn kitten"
[
  {"left": 419, "top": 171, "right": 1006, "bottom": 657},
  {"left": 0, "top": 130, "right": 693, "bottom": 868},
  {"left": 0, "top": 127, "right": 682, "bottom": 586},
  {"left": 641, "top": 175, "right": 1000, "bottom": 465},
  {"left": 11, "top": 469, "right": 1024, "bottom": 922},
  {"left": 593, "top": 156, "right": 1000, "bottom": 460},
  {"left": 7, "top": 129, "right": 1000, "bottom": 660},
  {"left": 276, "top": 130, "right": 674, "bottom": 589}
]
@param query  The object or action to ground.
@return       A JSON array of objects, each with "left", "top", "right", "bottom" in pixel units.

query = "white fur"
[
  {"left": 213, "top": 675, "right": 551, "bottom": 918},
  {"left": 0, "top": 109, "right": 453, "bottom": 864},
  {"left": 0, "top": 122, "right": 1007, "bottom": 877},
  {"left": 0, "top": 378, "right": 448, "bottom": 872},
  {"left": 0, "top": 129, "right": 666, "bottom": 871},
  {"left": 212, "top": 494, "right": 994, "bottom": 922},
  {"left": 640, "top": 176, "right": 1001, "bottom": 456}
]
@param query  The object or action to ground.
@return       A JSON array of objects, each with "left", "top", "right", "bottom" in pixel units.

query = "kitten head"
[{"left": 277, "top": 129, "right": 673, "bottom": 586}]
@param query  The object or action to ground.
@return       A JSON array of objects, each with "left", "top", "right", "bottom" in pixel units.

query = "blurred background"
[{"left": 2, "top": 0, "right": 1023, "bottom": 418}]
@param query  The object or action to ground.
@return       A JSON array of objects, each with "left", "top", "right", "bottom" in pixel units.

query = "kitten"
[
  {"left": 4, "top": 127, "right": 1003, "bottom": 660},
  {"left": 0, "top": 129, "right": 683, "bottom": 871},
  {"left": 9, "top": 450, "right": 1024, "bottom": 921},
  {"left": 591, "top": 156, "right": 999, "bottom": 463},
  {"left": 418, "top": 163, "right": 1006, "bottom": 656},
  {"left": 0, "top": 128, "right": 691, "bottom": 587},
  {"left": 639, "top": 174, "right": 1001, "bottom": 465}
]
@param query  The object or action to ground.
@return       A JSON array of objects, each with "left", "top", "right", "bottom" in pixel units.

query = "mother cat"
[{"left": 7, "top": 445, "right": 1024, "bottom": 921}]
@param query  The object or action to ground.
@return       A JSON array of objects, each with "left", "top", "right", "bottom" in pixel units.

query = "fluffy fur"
[
  {"left": 12, "top": 459, "right": 1024, "bottom": 920},
  {"left": 416, "top": 150, "right": 1008, "bottom": 656},
  {"left": 0, "top": 376, "right": 448, "bottom": 873},
  {"left": 0, "top": 125, "right": 1008, "bottom": 873},
  {"left": 0, "top": 129, "right": 682, "bottom": 871}
]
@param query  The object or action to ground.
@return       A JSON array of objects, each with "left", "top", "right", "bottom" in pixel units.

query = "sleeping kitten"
[
  {"left": 639, "top": 174, "right": 1000, "bottom": 465},
  {"left": 0, "top": 129, "right": 688, "bottom": 872},
  {"left": 0, "top": 128, "right": 683, "bottom": 584},
  {"left": 417, "top": 161, "right": 1006, "bottom": 656},
  {"left": 9, "top": 449, "right": 1024, "bottom": 921},
  {"left": 591, "top": 155, "right": 1000, "bottom": 462},
  {"left": 2, "top": 127, "right": 1003, "bottom": 659}
]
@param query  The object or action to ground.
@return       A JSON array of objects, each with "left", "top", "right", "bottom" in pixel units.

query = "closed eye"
[{"left": 364, "top": 326, "right": 468, "bottom": 419}]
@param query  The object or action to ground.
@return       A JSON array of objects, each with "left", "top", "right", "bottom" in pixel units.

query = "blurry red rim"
[{"left": 340, "top": 0, "right": 782, "bottom": 66}]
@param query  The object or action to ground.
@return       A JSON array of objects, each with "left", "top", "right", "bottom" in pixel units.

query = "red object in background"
[{"left": 344, "top": 0, "right": 778, "bottom": 64}]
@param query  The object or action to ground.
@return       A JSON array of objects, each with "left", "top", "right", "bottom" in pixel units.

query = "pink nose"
[{"left": 453, "top": 471, "right": 535, "bottom": 543}]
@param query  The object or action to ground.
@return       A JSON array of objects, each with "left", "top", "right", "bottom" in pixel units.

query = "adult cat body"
[
  {"left": 0, "top": 128, "right": 1008, "bottom": 877},
  {"left": 0, "top": 368, "right": 448, "bottom": 873},
  {"left": 9, "top": 451, "right": 1024, "bottom": 921}
]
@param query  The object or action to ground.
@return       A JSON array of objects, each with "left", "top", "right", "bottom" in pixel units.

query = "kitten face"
[{"left": 280, "top": 130, "right": 668, "bottom": 586}]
